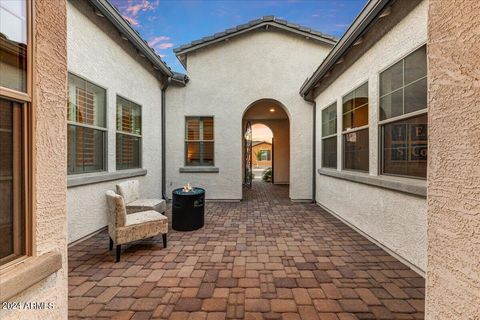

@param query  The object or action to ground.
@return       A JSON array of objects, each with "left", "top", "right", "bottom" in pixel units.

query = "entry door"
[{"left": 243, "top": 121, "right": 252, "bottom": 188}]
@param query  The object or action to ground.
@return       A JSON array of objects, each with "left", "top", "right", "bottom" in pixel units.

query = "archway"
[{"left": 242, "top": 99, "right": 290, "bottom": 197}]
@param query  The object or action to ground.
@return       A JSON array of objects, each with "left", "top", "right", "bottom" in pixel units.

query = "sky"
[
  {"left": 110, "top": 0, "right": 367, "bottom": 73},
  {"left": 252, "top": 123, "right": 273, "bottom": 143}
]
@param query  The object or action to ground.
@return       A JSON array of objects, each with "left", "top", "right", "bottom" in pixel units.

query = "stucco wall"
[
  {"left": 314, "top": 0, "right": 428, "bottom": 272},
  {"left": 426, "top": 0, "right": 480, "bottom": 318},
  {"left": 1, "top": 1, "right": 68, "bottom": 319},
  {"left": 66, "top": 1, "right": 163, "bottom": 243},
  {"left": 166, "top": 30, "right": 332, "bottom": 200}
]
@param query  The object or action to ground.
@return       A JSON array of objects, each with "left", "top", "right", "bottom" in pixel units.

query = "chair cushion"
[
  {"left": 126, "top": 210, "right": 167, "bottom": 226},
  {"left": 116, "top": 180, "right": 140, "bottom": 204},
  {"left": 126, "top": 198, "right": 166, "bottom": 214},
  {"left": 115, "top": 210, "right": 168, "bottom": 244}
]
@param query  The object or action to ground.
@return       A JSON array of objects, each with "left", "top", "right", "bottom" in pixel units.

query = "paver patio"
[{"left": 68, "top": 182, "right": 425, "bottom": 319}]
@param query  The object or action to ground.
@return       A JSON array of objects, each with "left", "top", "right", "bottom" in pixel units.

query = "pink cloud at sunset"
[{"left": 252, "top": 124, "right": 273, "bottom": 143}]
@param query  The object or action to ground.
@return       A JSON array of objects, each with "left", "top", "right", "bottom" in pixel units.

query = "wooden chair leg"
[
  {"left": 116, "top": 245, "right": 121, "bottom": 262},
  {"left": 162, "top": 234, "right": 167, "bottom": 248},
  {"left": 109, "top": 237, "right": 113, "bottom": 251}
]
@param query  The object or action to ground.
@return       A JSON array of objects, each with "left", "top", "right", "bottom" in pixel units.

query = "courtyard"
[{"left": 68, "top": 182, "right": 425, "bottom": 320}]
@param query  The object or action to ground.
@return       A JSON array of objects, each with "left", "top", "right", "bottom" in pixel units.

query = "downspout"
[
  {"left": 303, "top": 94, "right": 316, "bottom": 203},
  {"left": 161, "top": 77, "right": 171, "bottom": 200}
]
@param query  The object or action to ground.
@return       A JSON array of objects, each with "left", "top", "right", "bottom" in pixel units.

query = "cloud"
[
  {"left": 335, "top": 23, "right": 350, "bottom": 28},
  {"left": 147, "top": 35, "right": 174, "bottom": 53},
  {"left": 123, "top": 15, "right": 138, "bottom": 26},
  {"left": 121, "top": 0, "right": 159, "bottom": 27},
  {"left": 148, "top": 36, "right": 171, "bottom": 47}
]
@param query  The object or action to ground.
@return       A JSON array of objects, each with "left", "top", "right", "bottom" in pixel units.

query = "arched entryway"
[{"left": 242, "top": 99, "right": 290, "bottom": 198}]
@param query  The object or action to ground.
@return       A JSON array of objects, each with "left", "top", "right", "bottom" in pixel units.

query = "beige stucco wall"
[
  {"left": 1, "top": 1, "right": 68, "bottom": 319},
  {"left": 66, "top": 1, "right": 164, "bottom": 243},
  {"left": 426, "top": 0, "right": 480, "bottom": 318},
  {"left": 166, "top": 30, "right": 332, "bottom": 200},
  {"left": 314, "top": 0, "right": 428, "bottom": 272}
]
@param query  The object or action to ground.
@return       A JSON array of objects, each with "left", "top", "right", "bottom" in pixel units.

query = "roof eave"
[
  {"left": 300, "top": 0, "right": 392, "bottom": 98},
  {"left": 88, "top": 0, "right": 173, "bottom": 78},
  {"left": 173, "top": 20, "right": 337, "bottom": 59}
]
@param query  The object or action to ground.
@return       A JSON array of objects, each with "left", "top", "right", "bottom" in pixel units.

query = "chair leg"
[
  {"left": 109, "top": 237, "right": 113, "bottom": 251},
  {"left": 162, "top": 234, "right": 167, "bottom": 248},
  {"left": 116, "top": 245, "right": 121, "bottom": 262}
]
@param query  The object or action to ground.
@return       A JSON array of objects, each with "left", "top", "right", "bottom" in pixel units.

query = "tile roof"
[{"left": 174, "top": 15, "right": 338, "bottom": 56}]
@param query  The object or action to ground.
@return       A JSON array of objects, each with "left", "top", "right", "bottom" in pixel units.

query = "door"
[{"left": 243, "top": 121, "right": 252, "bottom": 188}]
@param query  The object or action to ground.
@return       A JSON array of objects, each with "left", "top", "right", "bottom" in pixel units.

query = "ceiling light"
[{"left": 269, "top": 108, "right": 275, "bottom": 112}]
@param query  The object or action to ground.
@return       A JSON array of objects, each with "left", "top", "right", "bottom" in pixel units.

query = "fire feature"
[
  {"left": 172, "top": 185, "right": 205, "bottom": 231},
  {"left": 182, "top": 182, "right": 194, "bottom": 193}
]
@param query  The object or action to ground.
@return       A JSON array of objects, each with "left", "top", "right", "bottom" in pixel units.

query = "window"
[
  {"left": 259, "top": 150, "right": 271, "bottom": 161},
  {"left": 185, "top": 117, "right": 214, "bottom": 166},
  {"left": 321, "top": 102, "right": 337, "bottom": 168},
  {"left": 116, "top": 96, "right": 142, "bottom": 170},
  {"left": 67, "top": 74, "right": 107, "bottom": 174},
  {"left": 380, "top": 46, "right": 427, "bottom": 178},
  {"left": 0, "top": 0, "right": 30, "bottom": 267},
  {"left": 342, "top": 83, "right": 369, "bottom": 171}
]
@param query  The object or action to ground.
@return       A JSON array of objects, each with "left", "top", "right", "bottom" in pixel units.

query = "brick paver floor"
[{"left": 68, "top": 181, "right": 425, "bottom": 319}]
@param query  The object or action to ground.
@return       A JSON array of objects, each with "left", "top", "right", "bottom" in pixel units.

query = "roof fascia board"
[
  {"left": 300, "top": 0, "right": 391, "bottom": 97},
  {"left": 88, "top": 0, "right": 173, "bottom": 77},
  {"left": 175, "top": 21, "right": 336, "bottom": 58}
]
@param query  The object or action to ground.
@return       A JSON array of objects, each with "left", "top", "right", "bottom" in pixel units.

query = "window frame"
[
  {"left": 321, "top": 101, "right": 338, "bottom": 169},
  {"left": 378, "top": 44, "right": 428, "bottom": 179},
  {"left": 67, "top": 72, "right": 108, "bottom": 175},
  {"left": 184, "top": 116, "right": 215, "bottom": 167},
  {"left": 341, "top": 81, "right": 370, "bottom": 173},
  {"left": 116, "top": 95, "right": 143, "bottom": 170},
  {"left": 0, "top": 0, "right": 34, "bottom": 269}
]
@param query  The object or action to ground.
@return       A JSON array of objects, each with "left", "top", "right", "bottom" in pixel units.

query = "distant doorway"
[{"left": 242, "top": 99, "right": 290, "bottom": 198}]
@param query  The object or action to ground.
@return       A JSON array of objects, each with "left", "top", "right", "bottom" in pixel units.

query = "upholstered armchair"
[
  {"left": 105, "top": 190, "right": 168, "bottom": 262},
  {"left": 116, "top": 180, "right": 166, "bottom": 214}
]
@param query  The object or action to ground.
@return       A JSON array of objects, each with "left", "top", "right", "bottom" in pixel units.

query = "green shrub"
[{"left": 262, "top": 167, "right": 272, "bottom": 182}]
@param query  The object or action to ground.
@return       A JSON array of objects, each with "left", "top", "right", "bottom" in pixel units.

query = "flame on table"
[{"left": 182, "top": 183, "right": 194, "bottom": 192}]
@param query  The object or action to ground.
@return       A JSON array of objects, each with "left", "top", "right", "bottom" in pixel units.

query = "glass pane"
[
  {"left": 380, "top": 89, "right": 404, "bottom": 120},
  {"left": 382, "top": 114, "right": 427, "bottom": 178},
  {"left": 405, "top": 46, "right": 427, "bottom": 85},
  {"left": 0, "top": 0, "right": 27, "bottom": 92},
  {"left": 322, "top": 103, "right": 337, "bottom": 137},
  {"left": 405, "top": 77, "right": 427, "bottom": 114},
  {"left": 354, "top": 83, "right": 368, "bottom": 108},
  {"left": 342, "top": 92, "right": 354, "bottom": 113},
  {"left": 116, "top": 134, "right": 141, "bottom": 170},
  {"left": 68, "top": 125, "right": 105, "bottom": 174},
  {"left": 0, "top": 98, "right": 25, "bottom": 262},
  {"left": 322, "top": 136, "right": 337, "bottom": 168},
  {"left": 68, "top": 74, "right": 106, "bottom": 128},
  {"left": 117, "top": 96, "right": 141, "bottom": 135},
  {"left": 344, "top": 129, "right": 369, "bottom": 171},
  {"left": 380, "top": 60, "right": 403, "bottom": 96},
  {"left": 186, "top": 118, "right": 200, "bottom": 140},
  {"left": 186, "top": 142, "right": 214, "bottom": 166},
  {"left": 202, "top": 117, "right": 214, "bottom": 140},
  {"left": 352, "top": 105, "right": 368, "bottom": 128}
]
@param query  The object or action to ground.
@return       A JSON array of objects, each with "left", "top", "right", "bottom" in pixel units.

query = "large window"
[
  {"left": 380, "top": 46, "right": 427, "bottom": 178},
  {"left": 0, "top": 0, "right": 30, "bottom": 267},
  {"left": 321, "top": 102, "right": 337, "bottom": 168},
  {"left": 67, "top": 74, "right": 107, "bottom": 174},
  {"left": 342, "top": 82, "right": 369, "bottom": 171},
  {"left": 116, "top": 96, "right": 142, "bottom": 170},
  {"left": 185, "top": 117, "right": 214, "bottom": 166}
]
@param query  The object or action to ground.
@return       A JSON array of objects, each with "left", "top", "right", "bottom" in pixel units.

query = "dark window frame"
[
  {"left": 185, "top": 116, "right": 215, "bottom": 167},
  {"left": 342, "top": 82, "right": 369, "bottom": 172},
  {"left": 67, "top": 72, "right": 107, "bottom": 175},
  {"left": 379, "top": 45, "right": 428, "bottom": 179},
  {"left": 321, "top": 102, "right": 337, "bottom": 169},
  {"left": 116, "top": 95, "right": 142, "bottom": 170}
]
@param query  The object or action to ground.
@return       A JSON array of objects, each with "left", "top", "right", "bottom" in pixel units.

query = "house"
[
  {"left": 0, "top": 0, "right": 478, "bottom": 319},
  {"left": 252, "top": 141, "right": 272, "bottom": 168}
]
